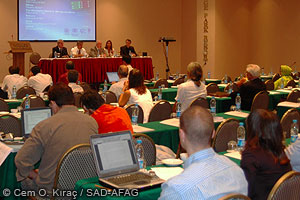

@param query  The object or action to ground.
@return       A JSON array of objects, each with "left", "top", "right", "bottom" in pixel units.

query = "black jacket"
[
  {"left": 120, "top": 45, "right": 137, "bottom": 57},
  {"left": 52, "top": 46, "right": 69, "bottom": 58}
]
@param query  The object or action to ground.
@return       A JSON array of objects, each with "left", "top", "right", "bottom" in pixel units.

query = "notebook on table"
[
  {"left": 106, "top": 72, "right": 119, "bottom": 83},
  {"left": 90, "top": 131, "right": 165, "bottom": 189}
]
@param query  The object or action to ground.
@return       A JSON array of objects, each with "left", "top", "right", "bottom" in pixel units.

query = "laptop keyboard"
[{"left": 107, "top": 172, "right": 152, "bottom": 185}]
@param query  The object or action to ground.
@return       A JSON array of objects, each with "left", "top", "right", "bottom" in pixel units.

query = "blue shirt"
[{"left": 159, "top": 148, "right": 248, "bottom": 200}]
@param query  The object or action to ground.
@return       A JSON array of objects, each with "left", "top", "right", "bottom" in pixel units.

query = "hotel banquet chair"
[
  {"left": 79, "top": 82, "right": 91, "bottom": 92},
  {"left": 224, "top": 82, "right": 239, "bottom": 93},
  {"left": 0, "top": 98, "right": 9, "bottom": 112},
  {"left": 21, "top": 95, "right": 46, "bottom": 109},
  {"left": 218, "top": 193, "right": 250, "bottom": 200},
  {"left": 189, "top": 97, "right": 209, "bottom": 109},
  {"left": 148, "top": 100, "right": 172, "bottom": 122},
  {"left": 286, "top": 80, "right": 296, "bottom": 88},
  {"left": 133, "top": 133, "right": 156, "bottom": 166},
  {"left": 280, "top": 108, "right": 300, "bottom": 138},
  {"left": 172, "top": 77, "right": 185, "bottom": 86},
  {"left": 153, "top": 78, "right": 169, "bottom": 89},
  {"left": 267, "top": 171, "right": 300, "bottom": 200},
  {"left": 73, "top": 92, "right": 83, "bottom": 108},
  {"left": 104, "top": 91, "right": 118, "bottom": 104},
  {"left": 125, "top": 104, "right": 144, "bottom": 124},
  {"left": 16, "top": 86, "right": 36, "bottom": 99},
  {"left": 265, "top": 80, "right": 275, "bottom": 91},
  {"left": 29, "top": 52, "right": 41, "bottom": 65},
  {"left": 287, "top": 89, "right": 300, "bottom": 102},
  {"left": 272, "top": 73, "right": 281, "bottom": 82},
  {"left": 206, "top": 83, "right": 220, "bottom": 94},
  {"left": 251, "top": 91, "right": 269, "bottom": 112},
  {"left": 212, "top": 118, "right": 239, "bottom": 153},
  {"left": 0, "top": 114, "right": 22, "bottom": 137}
]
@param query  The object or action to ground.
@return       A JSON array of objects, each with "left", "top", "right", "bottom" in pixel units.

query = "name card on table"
[
  {"left": 160, "top": 118, "right": 179, "bottom": 127},
  {"left": 224, "top": 111, "right": 249, "bottom": 118},
  {"left": 277, "top": 101, "right": 300, "bottom": 108},
  {"left": 0, "top": 142, "right": 13, "bottom": 166}
]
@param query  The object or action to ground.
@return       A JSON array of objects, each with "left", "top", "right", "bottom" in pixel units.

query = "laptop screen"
[
  {"left": 106, "top": 72, "right": 119, "bottom": 83},
  {"left": 90, "top": 131, "right": 139, "bottom": 178},
  {"left": 21, "top": 107, "right": 52, "bottom": 136}
]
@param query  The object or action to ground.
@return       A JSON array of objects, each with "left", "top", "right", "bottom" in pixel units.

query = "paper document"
[
  {"left": 5, "top": 99, "right": 20, "bottom": 102},
  {"left": 218, "top": 83, "right": 228, "bottom": 87},
  {"left": 213, "top": 116, "right": 224, "bottom": 123},
  {"left": 277, "top": 101, "right": 300, "bottom": 108},
  {"left": 269, "top": 91, "right": 280, "bottom": 95},
  {"left": 160, "top": 118, "right": 179, "bottom": 127},
  {"left": 132, "top": 125, "right": 155, "bottom": 133},
  {"left": 224, "top": 151, "right": 241, "bottom": 160},
  {"left": 276, "top": 89, "right": 292, "bottom": 93},
  {"left": 224, "top": 111, "right": 249, "bottom": 118},
  {"left": 151, "top": 167, "right": 184, "bottom": 181},
  {"left": 0, "top": 142, "right": 13, "bottom": 166}
]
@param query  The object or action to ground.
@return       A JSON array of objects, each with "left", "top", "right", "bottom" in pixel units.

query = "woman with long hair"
[
  {"left": 241, "top": 109, "right": 292, "bottom": 200},
  {"left": 104, "top": 40, "right": 115, "bottom": 57}
]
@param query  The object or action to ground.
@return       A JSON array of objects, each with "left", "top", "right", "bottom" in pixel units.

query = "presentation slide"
[{"left": 18, "top": 0, "right": 96, "bottom": 41}]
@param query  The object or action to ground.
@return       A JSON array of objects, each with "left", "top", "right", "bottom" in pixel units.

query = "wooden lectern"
[{"left": 8, "top": 41, "right": 33, "bottom": 75}]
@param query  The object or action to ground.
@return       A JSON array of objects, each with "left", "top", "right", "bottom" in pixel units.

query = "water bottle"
[
  {"left": 176, "top": 100, "right": 181, "bottom": 118},
  {"left": 136, "top": 140, "right": 146, "bottom": 169},
  {"left": 158, "top": 86, "right": 162, "bottom": 100},
  {"left": 207, "top": 71, "right": 211, "bottom": 79},
  {"left": 210, "top": 96, "right": 216, "bottom": 116},
  {"left": 261, "top": 68, "right": 265, "bottom": 75},
  {"left": 290, "top": 119, "right": 299, "bottom": 143},
  {"left": 24, "top": 94, "right": 30, "bottom": 109},
  {"left": 12, "top": 85, "right": 17, "bottom": 99},
  {"left": 77, "top": 80, "right": 80, "bottom": 84},
  {"left": 131, "top": 103, "right": 139, "bottom": 125},
  {"left": 54, "top": 51, "right": 57, "bottom": 58},
  {"left": 237, "top": 122, "right": 246, "bottom": 150},
  {"left": 270, "top": 68, "right": 273, "bottom": 75},
  {"left": 235, "top": 93, "right": 241, "bottom": 111},
  {"left": 280, "top": 78, "right": 284, "bottom": 89},
  {"left": 224, "top": 74, "right": 228, "bottom": 84},
  {"left": 103, "top": 80, "right": 108, "bottom": 92},
  {"left": 228, "top": 81, "right": 233, "bottom": 94},
  {"left": 155, "top": 72, "right": 159, "bottom": 81}
]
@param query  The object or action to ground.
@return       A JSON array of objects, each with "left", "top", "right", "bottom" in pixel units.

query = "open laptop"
[
  {"left": 106, "top": 72, "right": 119, "bottom": 83},
  {"left": 90, "top": 131, "right": 165, "bottom": 189},
  {"left": 21, "top": 107, "right": 52, "bottom": 137}
]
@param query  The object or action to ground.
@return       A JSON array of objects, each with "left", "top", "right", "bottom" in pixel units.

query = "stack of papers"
[
  {"left": 217, "top": 83, "right": 228, "bottom": 87},
  {"left": 213, "top": 116, "right": 225, "bottom": 123},
  {"left": 160, "top": 118, "right": 179, "bottom": 127},
  {"left": 224, "top": 151, "right": 241, "bottom": 160},
  {"left": 132, "top": 125, "right": 155, "bottom": 133},
  {"left": 224, "top": 111, "right": 249, "bottom": 118},
  {"left": 277, "top": 101, "right": 300, "bottom": 108},
  {"left": 0, "top": 142, "right": 13, "bottom": 166},
  {"left": 269, "top": 91, "right": 280, "bottom": 95},
  {"left": 151, "top": 167, "right": 183, "bottom": 181},
  {"left": 276, "top": 89, "right": 292, "bottom": 93}
]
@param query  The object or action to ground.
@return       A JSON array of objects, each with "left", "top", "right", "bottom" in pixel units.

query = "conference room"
[{"left": 1, "top": 0, "right": 300, "bottom": 199}]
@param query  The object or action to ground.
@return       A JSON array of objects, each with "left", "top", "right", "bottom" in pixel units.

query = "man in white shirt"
[
  {"left": 109, "top": 65, "right": 128, "bottom": 99},
  {"left": 67, "top": 70, "right": 84, "bottom": 93},
  {"left": 28, "top": 66, "right": 53, "bottom": 96},
  {"left": 2, "top": 66, "right": 27, "bottom": 99},
  {"left": 70, "top": 41, "right": 87, "bottom": 58}
]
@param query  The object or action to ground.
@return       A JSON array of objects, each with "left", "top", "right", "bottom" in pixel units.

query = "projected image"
[{"left": 18, "top": 0, "right": 96, "bottom": 41}]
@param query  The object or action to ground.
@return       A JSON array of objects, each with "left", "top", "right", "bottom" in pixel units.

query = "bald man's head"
[
  {"left": 180, "top": 106, "right": 214, "bottom": 147},
  {"left": 118, "top": 65, "right": 129, "bottom": 78}
]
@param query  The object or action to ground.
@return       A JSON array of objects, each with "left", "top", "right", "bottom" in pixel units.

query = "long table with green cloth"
[
  {"left": 277, "top": 106, "right": 300, "bottom": 119},
  {"left": 5, "top": 99, "right": 50, "bottom": 110}
]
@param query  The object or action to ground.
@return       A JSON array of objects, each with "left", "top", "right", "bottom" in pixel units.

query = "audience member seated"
[
  {"left": 2, "top": 66, "right": 27, "bottom": 98},
  {"left": 109, "top": 65, "right": 128, "bottom": 99},
  {"left": 120, "top": 39, "right": 137, "bottom": 57},
  {"left": 70, "top": 41, "right": 87, "bottom": 58},
  {"left": 274, "top": 65, "right": 293, "bottom": 89},
  {"left": 159, "top": 106, "right": 248, "bottom": 199},
  {"left": 104, "top": 40, "right": 115, "bottom": 57},
  {"left": 68, "top": 70, "right": 84, "bottom": 93},
  {"left": 230, "top": 64, "right": 266, "bottom": 111},
  {"left": 52, "top": 39, "right": 69, "bottom": 58},
  {"left": 285, "top": 138, "right": 300, "bottom": 172},
  {"left": 81, "top": 90, "right": 133, "bottom": 134},
  {"left": 58, "top": 61, "right": 82, "bottom": 85},
  {"left": 175, "top": 62, "right": 206, "bottom": 112},
  {"left": 119, "top": 69, "right": 153, "bottom": 123},
  {"left": 89, "top": 40, "right": 105, "bottom": 57},
  {"left": 28, "top": 66, "right": 53, "bottom": 96},
  {"left": 241, "top": 109, "right": 292, "bottom": 200},
  {"left": 15, "top": 83, "right": 98, "bottom": 195},
  {"left": 122, "top": 55, "right": 133, "bottom": 73}
]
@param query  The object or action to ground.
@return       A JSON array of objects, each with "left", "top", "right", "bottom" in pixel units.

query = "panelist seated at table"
[
  {"left": 51, "top": 39, "right": 69, "bottom": 58},
  {"left": 109, "top": 65, "right": 128, "bottom": 99},
  {"left": 274, "top": 65, "right": 293, "bottom": 90},
  {"left": 159, "top": 106, "right": 248, "bottom": 200},
  {"left": 104, "top": 40, "right": 115, "bottom": 57},
  {"left": 175, "top": 62, "right": 207, "bottom": 112},
  {"left": 89, "top": 40, "right": 106, "bottom": 57},
  {"left": 81, "top": 90, "right": 133, "bottom": 134},
  {"left": 15, "top": 84, "right": 98, "bottom": 196},
  {"left": 286, "top": 137, "right": 300, "bottom": 172},
  {"left": 70, "top": 41, "right": 87, "bottom": 58},
  {"left": 241, "top": 109, "right": 292, "bottom": 200},
  {"left": 230, "top": 64, "right": 266, "bottom": 111},
  {"left": 68, "top": 70, "right": 84, "bottom": 93},
  {"left": 28, "top": 66, "right": 53, "bottom": 96},
  {"left": 58, "top": 61, "right": 82, "bottom": 85},
  {"left": 119, "top": 69, "right": 153, "bottom": 123},
  {"left": 2, "top": 66, "right": 27, "bottom": 99},
  {"left": 120, "top": 39, "right": 137, "bottom": 57}
]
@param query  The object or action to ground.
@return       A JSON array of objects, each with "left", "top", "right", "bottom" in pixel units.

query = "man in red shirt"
[
  {"left": 80, "top": 90, "right": 133, "bottom": 134},
  {"left": 58, "top": 61, "right": 82, "bottom": 84}
]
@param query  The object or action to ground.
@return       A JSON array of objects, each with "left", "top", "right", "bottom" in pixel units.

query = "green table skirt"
[
  {"left": 206, "top": 96, "right": 232, "bottom": 113},
  {"left": 6, "top": 99, "right": 50, "bottom": 110},
  {"left": 149, "top": 88, "right": 178, "bottom": 102},
  {"left": 277, "top": 106, "right": 300, "bottom": 119},
  {"left": 205, "top": 79, "right": 222, "bottom": 85}
]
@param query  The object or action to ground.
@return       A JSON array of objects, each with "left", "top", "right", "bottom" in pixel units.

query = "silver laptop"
[
  {"left": 90, "top": 131, "right": 165, "bottom": 189},
  {"left": 106, "top": 72, "right": 119, "bottom": 83}
]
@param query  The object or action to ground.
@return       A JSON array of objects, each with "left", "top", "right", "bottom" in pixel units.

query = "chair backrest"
[
  {"left": 224, "top": 83, "right": 239, "bottom": 93},
  {"left": 212, "top": 118, "right": 240, "bottom": 153},
  {"left": 287, "top": 90, "right": 300, "bottom": 102},
  {"left": 30, "top": 52, "right": 41, "bottom": 65},
  {"left": 133, "top": 133, "right": 156, "bottom": 166},
  {"left": 280, "top": 108, "right": 300, "bottom": 138},
  {"left": 206, "top": 83, "right": 220, "bottom": 94},
  {"left": 125, "top": 104, "right": 144, "bottom": 124},
  {"left": 172, "top": 77, "right": 185, "bottom": 86},
  {"left": 222, "top": 76, "right": 232, "bottom": 83},
  {"left": 190, "top": 97, "right": 209, "bottom": 109},
  {"left": 265, "top": 80, "right": 275, "bottom": 91},
  {"left": 80, "top": 82, "right": 91, "bottom": 92},
  {"left": 0, "top": 114, "right": 22, "bottom": 137},
  {"left": 286, "top": 80, "right": 296, "bottom": 88},
  {"left": 21, "top": 95, "right": 46, "bottom": 109},
  {"left": 104, "top": 91, "right": 118, "bottom": 104},
  {"left": 74, "top": 92, "right": 83, "bottom": 108},
  {"left": 148, "top": 100, "right": 172, "bottom": 122},
  {"left": 267, "top": 171, "right": 300, "bottom": 200},
  {"left": 53, "top": 144, "right": 97, "bottom": 192},
  {"left": 251, "top": 91, "right": 269, "bottom": 112},
  {"left": 272, "top": 73, "right": 281, "bottom": 82},
  {"left": 16, "top": 86, "right": 36, "bottom": 99},
  {"left": 218, "top": 193, "right": 251, "bottom": 200},
  {"left": 0, "top": 98, "right": 9, "bottom": 112},
  {"left": 154, "top": 79, "right": 169, "bottom": 89}
]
